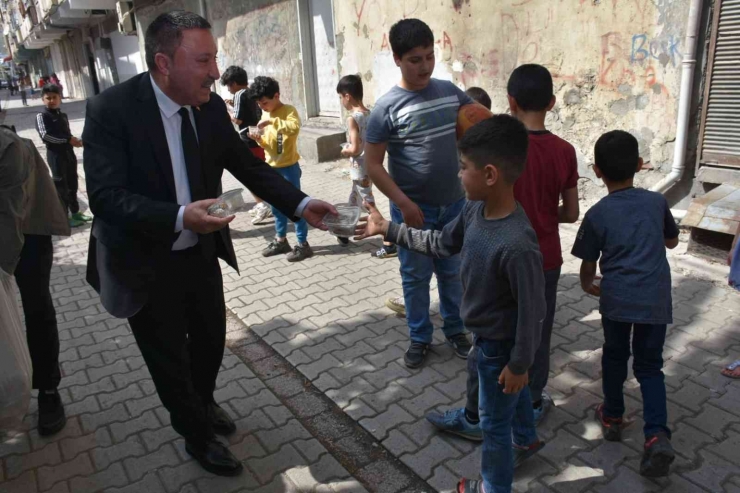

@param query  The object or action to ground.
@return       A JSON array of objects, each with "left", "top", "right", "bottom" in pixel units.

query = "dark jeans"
[
  {"left": 14, "top": 235, "right": 61, "bottom": 390},
  {"left": 20, "top": 90, "right": 27, "bottom": 105},
  {"left": 390, "top": 198, "right": 465, "bottom": 344},
  {"left": 466, "top": 267, "right": 561, "bottom": 415},
  {"left": 601, "top": 317, "right": 670, "bottom": 439},
  {"left": 47, "top": 148, "right": 79, "bottom": 215},
  {"left": 478, "top": 338, "right": 538, "bottom": 493},
  {"left": 128, "top": 245, "right": 225, "bottom": 446}
]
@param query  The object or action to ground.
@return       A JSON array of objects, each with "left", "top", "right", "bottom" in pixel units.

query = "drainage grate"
[{"left": 687, "top": 227, "right": 733, "bottom": 263}]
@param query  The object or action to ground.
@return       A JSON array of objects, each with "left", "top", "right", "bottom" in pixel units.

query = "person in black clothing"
[
  {"left": 220, "top": 65, "right": 271, "bottom": 224},
  {"left": 1, "top": 124, "right": 72, "bottom": 436},
  {"left": 36, "top": 84, "right": 91, "bottom": 227}
]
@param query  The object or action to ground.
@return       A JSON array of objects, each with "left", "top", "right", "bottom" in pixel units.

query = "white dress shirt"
[
  {"left": 150, "top": 75, "right": 199, "bottom": 251},
  {"left": 151, "top": 76, "right": 313, "bottom": 251}
]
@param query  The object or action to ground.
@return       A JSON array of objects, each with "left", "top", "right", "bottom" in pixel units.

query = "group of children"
[
  {"left": 35, "top": 17, "right": 680, "bottom": 491},
  {"left": 347, "top": 18, "right": 678, "bottom": 493}
]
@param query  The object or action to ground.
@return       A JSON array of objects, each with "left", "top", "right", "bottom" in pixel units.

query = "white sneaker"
[
  {"left": 248, "top": 203, "right": 265, "bottom": 216},
  {"left": 252, "top": 205, "right": 272, "bottom": 225}
]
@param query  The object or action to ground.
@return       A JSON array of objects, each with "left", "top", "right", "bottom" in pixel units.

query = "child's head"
[
  {"left": 506, "top": 64, "right": 555, "bottom": 116},
  {"left": 465, "top": 87, "right": 492, "bottom": 110},
  {"left": 220, "top": 66, "right": 248, "bottom": 94},
  {"left": 249, "top": 76, "right": 281, "bottom": 113},
  {"left": 457, "top": 115, "right": 529, "bottom": 201},
  {"left": 593, "top": 130, "right": 643, "bottom": 183},
  {"left": 389, "top": 19, "right": 435, "bottom": 90},
  {"left": 41, "top": 84, "right": 62, "bottom": 109},
  {"left": 336, "top": 75, "right": 363, "bottom": 111}
]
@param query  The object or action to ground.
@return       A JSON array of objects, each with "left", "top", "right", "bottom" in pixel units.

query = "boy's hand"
[
  {"left": 247, "top": 132, "right": 261, "bottom": 141},
  {"left": 340, "top": 148, "right": 351, "bottom": 158},
  {"left": 400, "top": 200, "right": 424, "bottom": 228},
  {"left": 498, "top": 366, "right": 528, "bottom": 394},
  {"left": 225, "top": 99, "right": 233, "bottom": 106},
  {"left": 70, "top": 137, "right": 83, "bottom": 148},
  {"left": 354, "top": 202, "right": 389, "bottom": 239},
  {"left": 257, "top": 120, "right": 271, "bottom": 130}
]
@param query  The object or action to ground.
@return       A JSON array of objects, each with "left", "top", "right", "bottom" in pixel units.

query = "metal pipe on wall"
[{"left": 649, "top": 0, "right": 703, "bottom": 194}]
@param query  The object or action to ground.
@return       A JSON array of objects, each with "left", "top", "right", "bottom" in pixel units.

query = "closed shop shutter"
[{"left": 699, "top": 0, "right": 740, "bottom": 167}]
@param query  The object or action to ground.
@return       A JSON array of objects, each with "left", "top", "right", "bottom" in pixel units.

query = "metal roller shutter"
[{"left": 699, "top": 0, "right": 740, "bottom": 167}]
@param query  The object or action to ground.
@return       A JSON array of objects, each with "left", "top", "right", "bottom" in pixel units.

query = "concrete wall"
[
  {"left": 135, "top": 0, "right": 306, "bottom": 118},
  {"left": 334, "top": 0, "right": 704, "bottom": 205}
]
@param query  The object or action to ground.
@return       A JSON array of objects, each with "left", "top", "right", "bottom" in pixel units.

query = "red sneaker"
[{"left": 595, "top": 403, "right": 623, "bottom": 441}]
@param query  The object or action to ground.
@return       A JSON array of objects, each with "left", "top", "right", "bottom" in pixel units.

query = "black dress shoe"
[
  {"left": 208, "top": 403, "right": 236, "bottom": 436},
  {"left": 185, "top": 439, "right": 243, "bottom": 476},
  {"left": 38, "top": 390, "right": 67, "bottom": 436}
]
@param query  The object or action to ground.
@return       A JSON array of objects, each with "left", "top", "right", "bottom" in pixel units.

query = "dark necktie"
[{"left": 178, "top": 107, "right": 206, "bottom": 201}]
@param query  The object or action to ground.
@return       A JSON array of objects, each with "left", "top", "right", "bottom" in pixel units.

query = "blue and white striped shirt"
[{"left": 366, "top": 79, "right": 472, "bottom": 206}]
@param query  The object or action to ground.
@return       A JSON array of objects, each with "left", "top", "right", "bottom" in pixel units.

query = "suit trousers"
[
  {"left": 128, "top": 243, "right": 225, "bottom": 446},
  {"left": 14, "top": 234, "right": 62, "bottom": 390}
]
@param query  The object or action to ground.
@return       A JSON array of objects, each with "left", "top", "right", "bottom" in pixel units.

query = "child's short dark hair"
[
  {"left": 507, "top": 64, "right": 553, "bottom": 112},
  {"left": 336, "top": 75, "right": 363, "bottom": 101},
  {"left": 248, "top": 76, "right": 280, "bottom": 100},
  {"left": 594, "top": 130, "right": 640, "bottom": 182},
  {"left": 389, "top": 19, "right": 434, "bottom": 58},
  {"left": 458, "top": 115, "right": 529, "bottom": 184},
  {"left": 465, "top": 87, "right": 491, "bottom": 110},
  {"left": 41, "top": 84, "right": 61, "bottom": 96},
  {"left": 220, "top": 66, "right": 248, "bottom": 86}
]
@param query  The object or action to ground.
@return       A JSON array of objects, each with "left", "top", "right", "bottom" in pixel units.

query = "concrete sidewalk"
[{"left": 1, "top": 95, "right": 739, "bottom": 493}]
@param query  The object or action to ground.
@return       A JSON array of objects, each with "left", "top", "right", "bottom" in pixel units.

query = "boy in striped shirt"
[
  {"left": 36, "top": 84, "right": 89, "bottom": 227},
  {"left": 365, "top": 18, "right": 474, "bottom": 368}
]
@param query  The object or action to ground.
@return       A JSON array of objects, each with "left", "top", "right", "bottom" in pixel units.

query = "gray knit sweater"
[{"left": 386, "top": 201, "right": 546, "bottom": 374}]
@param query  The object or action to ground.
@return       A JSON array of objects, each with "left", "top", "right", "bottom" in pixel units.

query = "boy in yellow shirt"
[{"left": 248, "top": 76, "right": 311, "bottom": 262}]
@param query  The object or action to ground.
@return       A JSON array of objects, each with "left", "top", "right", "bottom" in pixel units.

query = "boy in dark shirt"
[
  {"left": 427, "top": 65, "right": 579, "bottom": 443},
  {"left": 36, "top": 84, "right": 88, "bottom": 227},
  {"left": 572, "top": 130, "right": 678, "bottom": 478},
  {"left": 220, "top": 66, "right": 272, "bottom": 225},
  {"left": 358, "top": 115, "right": 546, "bottom": 493}
]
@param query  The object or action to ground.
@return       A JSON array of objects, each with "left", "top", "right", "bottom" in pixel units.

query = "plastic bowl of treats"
[
  {"left": 323, "top": 203, "right": 361, "bottom": 237},
  {"left": 207, "top": 189, "right": 246, "bottom": 218}
]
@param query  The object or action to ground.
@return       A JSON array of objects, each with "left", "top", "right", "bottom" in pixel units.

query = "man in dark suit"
[{"left": 82, "top": 11, "right": 336, "bottom": 476}]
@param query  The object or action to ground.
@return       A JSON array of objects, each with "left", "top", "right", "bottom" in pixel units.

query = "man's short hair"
[
  {"left": 465, "top": 87, "right": 492, "bottom": 110},
  {"left": 389, "top": 19, "right": 434, "bottom": 58},
  {"left": 336, "top": 75, "right": 363, "bottom": 101},
  {"left": 145, "top": 11, "right": 211, "bottom": 71},
  {"left": 248, "top": 76, "right": 280, "bottom": 100},
  {"left": 594, "top": 130, "right": 640, "bottom": 182},
  {"left": 506, "top": 64, "right": 553, "bottom": 112},
  {"left": 41, "top": 84, "right": 61, "bottom": 96},
  {"left": 220, "top": 66, "right": 248, "bottom": 87},
  {"left": 457, "top": 115, "right": 529, "bottom": 184}
]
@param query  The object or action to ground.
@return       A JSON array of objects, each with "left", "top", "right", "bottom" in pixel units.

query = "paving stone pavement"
[{"left": 2, "top": 96, "right": 740, "bottom": 493}]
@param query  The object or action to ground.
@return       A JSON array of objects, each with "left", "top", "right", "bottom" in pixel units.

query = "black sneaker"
[
  {"left": 404, "top": 341, "right": 431, "bottom": 368},
  {"left": 640, "top": 432, "right": 675, "bottom": 478},
  {"left": 287, "top": 243, "right": 314, "bottom": 262},
  {"left": 38, "top": 390, "right": 66, "bottom": 436},
  {"left": 371, "top": 244, "right": 397, "bottom": 258},
  {"left": 337, "top": 237, "right": 350, "bottom": 246},
  {"left": 262, "top": 240, "right": 291, "bottom": 257},
  {"left": 595, "top": 403, "right": 623, "bottom": 442},
  {"left": 446, "top": 333, "right": 472, "bottom": 359}
]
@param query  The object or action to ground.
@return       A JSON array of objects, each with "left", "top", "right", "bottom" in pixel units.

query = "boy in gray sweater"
[{"left": 356, "top": 115, "right": 546, "bottom": 493}]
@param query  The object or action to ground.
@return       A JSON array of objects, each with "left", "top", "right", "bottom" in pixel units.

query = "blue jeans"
[
  {"left": 390, "top": 199, "right": 464, "bottom": 344},
  {"left": 271, "top": 163, "right": 307, "bottom": 244},
  {"left": 601, "top": 317, "right": 670, "bottom": 439},
  {"left": 478, "top": 338, "right": 538, "bottom": 493}
]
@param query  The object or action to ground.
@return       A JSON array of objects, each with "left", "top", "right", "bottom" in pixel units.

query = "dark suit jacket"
[{"left": 83, "top": 73, "right": 306, "bottom": 318}]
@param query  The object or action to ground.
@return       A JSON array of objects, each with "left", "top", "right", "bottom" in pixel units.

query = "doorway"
[{"left": 298, "top": 0, "right": 340, "bottom": 118}]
